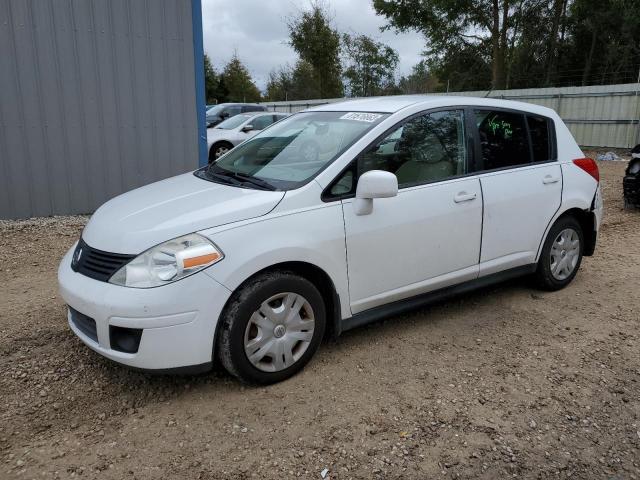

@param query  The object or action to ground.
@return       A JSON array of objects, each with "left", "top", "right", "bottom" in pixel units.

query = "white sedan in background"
[{"left": 207, "top": 112, "right": 288, "bottom": 162}]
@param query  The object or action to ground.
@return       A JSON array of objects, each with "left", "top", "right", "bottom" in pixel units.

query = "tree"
[
  {"left": 564, "top": 0, "right": 640, "bottom": 86},
  {"left": 266, "top": 66, "right": 294, "bottom": 101},
  {"left": 265, "top": 61, "right": 322, "bottom": 101},
  {"left": 203, "top": 54, "right": 217, "bottom": 104},
  {"left": 342, "top": 33, "right": 399, "bottom": 97},
  {"left": 221, "top": 53, "right": 261, "bottom": 102},
  {"left": 203, "top": 54, "right": 230, "bottom": 104},
  {"left": 397, "top": 60, "right": 441, "bottom": 94},
  {"left": 290, "top": 60, "right": 322, "bottom": 99},
  {"left": 373, "top": 0, "right": 545, "bottom": 90},
  {"left": 287, "top": 2, "right": 343, "bottom": 98}
]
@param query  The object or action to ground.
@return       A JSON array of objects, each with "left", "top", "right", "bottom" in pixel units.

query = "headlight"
[{"left": 109, "top": 233, "right": 223, "bottom": 288}]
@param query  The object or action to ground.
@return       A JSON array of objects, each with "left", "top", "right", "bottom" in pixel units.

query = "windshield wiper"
[
  {"left": 207, "top": 171, "right": 243, "bottom": 187},
  {"left": 206, "top": 166, "right": 276, "bottom": 191},
  {"left": 230, "top": 171, "right": 277, "bottom": 191}
]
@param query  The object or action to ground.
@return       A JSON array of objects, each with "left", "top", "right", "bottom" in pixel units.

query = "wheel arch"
[
  {"left": 213, "top": 261, "right": 343, "bottom": 356},
  {"left": 208, "top": 140, "right": 234, "bottom": 163},
  {"left": 536, "top": 207, "right": 597, "bottom": 261}
]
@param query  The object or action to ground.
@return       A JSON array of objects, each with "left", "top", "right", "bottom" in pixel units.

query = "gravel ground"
[{"left": 1, "top": 158, "right": 638, "bottom": 479}]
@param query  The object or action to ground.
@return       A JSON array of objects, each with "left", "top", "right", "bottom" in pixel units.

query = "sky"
[{"left": 201, "top": 0, "right": 425, "bottom": 91}]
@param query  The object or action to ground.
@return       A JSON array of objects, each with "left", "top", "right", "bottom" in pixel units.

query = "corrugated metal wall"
[
  {"left": 0, "top": 0, "right": 200, "bottom": 220},
  {"left": 261, "top": 83, "right": 640, "bottom": 149}
]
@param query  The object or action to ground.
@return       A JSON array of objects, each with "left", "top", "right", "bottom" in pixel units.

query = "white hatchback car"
[
  {"left": 207, "top": 112, "right": 288, "bottom": 161},
  {"left": 59, "top": 96, "right": 603, "bottom": 383}
]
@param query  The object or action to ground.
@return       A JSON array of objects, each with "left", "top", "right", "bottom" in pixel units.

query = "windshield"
[
  {"left": 206, "top": 105, "right": 224, "bottom": 116},
  {"left": 201, "top": 111, "right": 388, "bottom": 190},
  {"left": 215, "top": 114, "right": 253, "bottom": 130}
]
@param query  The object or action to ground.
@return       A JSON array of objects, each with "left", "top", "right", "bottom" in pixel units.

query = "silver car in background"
[{"left": 207, "top": 112, "right": 289, "bottom": 162}]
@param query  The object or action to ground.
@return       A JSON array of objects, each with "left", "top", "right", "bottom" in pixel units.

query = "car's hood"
[{"left": 82, "top": 172, "right": 284, "bottom": 254}]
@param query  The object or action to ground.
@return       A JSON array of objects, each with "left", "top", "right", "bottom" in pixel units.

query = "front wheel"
[
  {"left": 209, "top": 142, "right": 233, "bottom": 163},
  {"left": 216, "top": 271, "right": 326, "bottom": 384},
  {"left": 534, "top": 216, "right": 584, "bottom": 291}
]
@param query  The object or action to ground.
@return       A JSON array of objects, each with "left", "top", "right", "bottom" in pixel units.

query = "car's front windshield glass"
[
  {"left": 215, "top": 114, "right": 253, "bottom": 130},
  {"left": 202, "top": 111, "right": 388, "bottom": 190},
  {"left": 206, "top": 105, "right": 223, "bottom": 116}
]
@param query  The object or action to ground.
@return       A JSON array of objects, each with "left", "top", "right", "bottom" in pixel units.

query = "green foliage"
[
  {"left": 265, "top": 61, "right": 322, "bottom": 101},
  {"left": 562, "top": 0, "right": 640, "bottom": 86},
  {"left": 342, "top": 33, "right": 399, "bottom": 97},
  {"left": 203, "top": 54, "right": 229, "bottom": 104},
  {"left": 397, "top": 60, "right": 442, "bottom": 93},
  {"left": 374, "top": 0, "right": 640, "bottom": 91},
  {"left": 287, "top": 2, "right": 343, "bottom": 98},
  {"left": 222, "top": 53, "right": 262, "bottom": 103},
  {"left": 373, "top": 0, "right": 519, "bottom": 89},
  {"left": 204, "top": 54, "right": 217, "bottom": 103}
]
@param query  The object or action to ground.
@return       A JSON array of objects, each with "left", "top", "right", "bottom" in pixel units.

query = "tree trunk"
[
  {"left": 491, "top": 0, "right": 507, "bottom": 89},
  {"left": 582, "top": 28, "right": 597, "bottom": 86},
  {"left": 545, "top": 0, "right": 565, "bottom": 86}
]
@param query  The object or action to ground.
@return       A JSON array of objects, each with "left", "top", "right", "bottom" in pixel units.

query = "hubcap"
[
  {"left": 215, "top": 146, "right": 229, "bottom": 158},
  {"left": 550, "top": 228, "right": 580, "bottom": 280},
  {"left": 244, "top": 292, "right": 315, "bottom": 372}
]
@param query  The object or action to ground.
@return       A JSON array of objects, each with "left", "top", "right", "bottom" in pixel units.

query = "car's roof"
[
  {"left": 308, "top": 95, "right": 556, "bottom": 116},
  {"left": 217, "top": 102, "right": 263, "bottom": 106},
  {"left": 233, "top": 111, "right": 287, "bottom": 120}
]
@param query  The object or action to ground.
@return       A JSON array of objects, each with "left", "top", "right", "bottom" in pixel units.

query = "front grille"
[
  {"left": 71, "top": 239, "right": 135, "bottom": 282},
  {"left": 69, "top": 307, "right": 98, "bottom": 343}
]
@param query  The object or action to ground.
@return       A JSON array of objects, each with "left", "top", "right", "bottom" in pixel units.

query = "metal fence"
[
  {"left": 0, "top": 0, "right": 203, "bottom": 220},
  {"left": 261, "top": 83, "right": 640, "bottom": 149}
]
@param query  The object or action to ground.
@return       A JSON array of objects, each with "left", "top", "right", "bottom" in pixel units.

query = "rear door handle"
[
  {"left": 543, "top": 175, "right": 560, "bottom": 184},
  {"left": 454, "top": 192, "right": 477, "bottom": 203}
]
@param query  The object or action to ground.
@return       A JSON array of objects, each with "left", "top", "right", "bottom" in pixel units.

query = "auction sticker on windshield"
[{"left": 339, "top": 112, "right": 383, "bottom": 122}]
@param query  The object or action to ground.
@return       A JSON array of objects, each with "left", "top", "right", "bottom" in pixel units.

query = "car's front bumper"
[{"left": 58, "top": 244, "right": 232, "bottom": 371}]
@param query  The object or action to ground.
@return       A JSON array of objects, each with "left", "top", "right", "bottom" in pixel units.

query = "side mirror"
[
  {"left": 353, "top": 170, "right": 398, "bottom": 215},
  {"left": 220, "top": 111, "right": 229, "bottom": 119},
  {"left": 241, "top": 124, "right": 254, "bottom": 133}
]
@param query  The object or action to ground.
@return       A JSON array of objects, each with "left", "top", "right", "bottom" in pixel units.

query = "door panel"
[
  {"left": 478, "top": 163, "right": 562, "bottom": 275},
  {"left": 343, "top": 177, "right": 483, "bottom": 314}
]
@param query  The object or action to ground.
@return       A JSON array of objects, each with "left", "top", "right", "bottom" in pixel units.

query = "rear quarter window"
[{"left": 527, "top": 115, "right": 555, "bottom": 162}]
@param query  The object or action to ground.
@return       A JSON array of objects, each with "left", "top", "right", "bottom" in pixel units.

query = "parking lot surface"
[{"left": 1, "top": 159, "right": 638, "bottom": 479}]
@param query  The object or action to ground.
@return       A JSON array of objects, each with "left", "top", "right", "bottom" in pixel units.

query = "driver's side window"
[
  {"left": 359, "top": 110, "right": 467, "bottom": 188},
  {"left": 327, "top": 110, "right": 467, "bottom": 198}
]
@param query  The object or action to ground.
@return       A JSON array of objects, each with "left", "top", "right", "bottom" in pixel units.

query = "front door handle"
[
  {"left": 543, "top": 175, "right": 560, "bottom": 184},
  {"left": 454, "top": 192, "right": 477, "bottom": 203}
]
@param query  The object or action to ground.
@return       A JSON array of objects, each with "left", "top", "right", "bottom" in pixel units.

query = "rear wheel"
[
  {"left": 534, "top": 216, "right": 584, "bottom": 291},
  {"left": 217, "top": 271, "right": 326, "bottom": 384}
]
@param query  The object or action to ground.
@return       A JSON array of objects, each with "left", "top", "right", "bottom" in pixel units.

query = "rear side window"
[
  {"left": 242, "top": 105, "right": 263, "bottom": 113},
  {"left": 250, "top": 115, "right": 274, "bottom": 130},
  {"left": 224, "top": 106, "right": 242, "bottom": 116},
  {"left": 527, "top": 115, "right": 554, "bottom": 162},
  {"left": 475, "top": 110, "right": 529, "bottom": 170}
]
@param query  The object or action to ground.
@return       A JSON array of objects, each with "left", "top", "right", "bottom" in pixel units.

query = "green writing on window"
[{"left": 487, "top": 115, "right": 513, "bottom": 139}]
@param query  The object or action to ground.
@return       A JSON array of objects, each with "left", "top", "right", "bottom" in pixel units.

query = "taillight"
[{"left": 573, "top": 158, "right": 599, "bottom": 182}]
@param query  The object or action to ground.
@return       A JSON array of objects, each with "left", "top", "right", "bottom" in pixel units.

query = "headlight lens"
[{"left": 109, "top": 233, "right": 223, "bottom": 288}]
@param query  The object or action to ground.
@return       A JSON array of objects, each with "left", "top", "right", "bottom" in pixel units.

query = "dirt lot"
[{"left": 1, "top": 158, "right": 639, "bottom": 479}]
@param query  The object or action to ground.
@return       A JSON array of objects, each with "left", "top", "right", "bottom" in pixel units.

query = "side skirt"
[{"left": 340, "top": 264, "right": 537, "bottom": 333}]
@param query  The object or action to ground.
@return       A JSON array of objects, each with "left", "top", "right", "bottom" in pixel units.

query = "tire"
[
  {"left": 209, "top": 142, "right": 233, "bottom": 163},
  {"left": 216, "top": 271, "right": 326, "bottom": 384},
  {"left": 534, "top": 215, "right": 584, "bottom": 291}
]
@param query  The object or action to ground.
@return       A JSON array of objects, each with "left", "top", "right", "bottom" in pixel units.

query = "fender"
[
  {"left": 535, "top": 163, "right": 597, "bottom": 262},
  {"left": 201, "top": 204, "right": 351, "bottom": 320}
]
